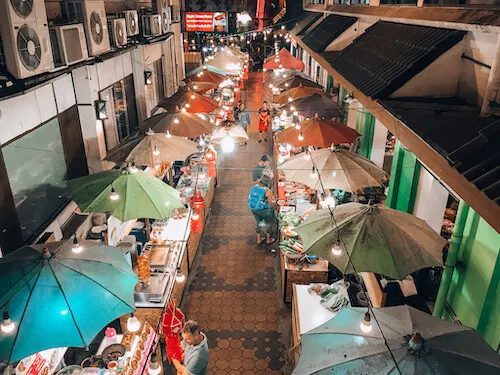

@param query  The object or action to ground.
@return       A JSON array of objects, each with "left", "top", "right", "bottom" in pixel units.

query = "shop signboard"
[{"left": 185, "top": 12, "right": 227, "bottom": 32}]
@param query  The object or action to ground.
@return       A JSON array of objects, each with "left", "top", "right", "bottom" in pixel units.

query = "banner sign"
[{"left": 185, "top": 12, "right": 227, "bottom": 32}]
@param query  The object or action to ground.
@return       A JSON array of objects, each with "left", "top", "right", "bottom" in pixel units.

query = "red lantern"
[{"left": 191, "top": 190, "right": 205, "bottom": 210}]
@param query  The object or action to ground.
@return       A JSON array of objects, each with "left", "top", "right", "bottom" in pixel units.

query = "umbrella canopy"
[
  {"left": 279, "top": 148, "right": 385, "bottom": 191},
  {"left": 229, "top": 46, "right": 248, "bottom": 62},
  {"left": 66, "top": 169, "right": 184, "bottom": 221},
  {"left": 187, "top": 81, "right": 219, "bottom": 93},
  {"left": 158, "top": 90, "right": 219, "bottom": 113},
  {"left": 276, "top": 117, "right": 359, "bottom": 147},
  {"left": 271, "top": 69, "right": 309, "bottom": 85},
  {"left": 276, "top": 75, "right": 323, "bottom": 91},
  {"left": 0, "top": 240, "right": 138, "bottom": 363},
  {"left": 105, "top": 131, "right": 199, "bottom": 167},
  {"left": 296, "top": 203, "right": 446, "bottom": 279},
  {"left": 186, "top": 64, "right": 228, "bottom": 77},
  {"left": 290, "top": 93, "right": 343, "bottom": 118},
  {"left": 274, "top": 84, "right": 327, "bottom": 106},
  {"left": 139, "top": 111, "right": 213, "bottom": 137},
  {"left": 293, "top": 305, "right": 500, "bottom": 374},
  {"left": 264, "top": 48, "right": 305, "bottom": 70},
  {"left": 187, "top": 69, "right": 227, "bottom": 84},
  {"left": 211, "top": 121, "right": 249, "bottom": 144},
  {"left": 209, "top": 49, "right": 243, "bottom": 75}
]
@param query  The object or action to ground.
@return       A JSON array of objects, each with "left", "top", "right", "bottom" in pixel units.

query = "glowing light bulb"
[
  {"left": 185, "top": 103, "right": 191, "bottom": 108},
  {"left": 288, "top": 97, "right": 293, "bottom": 102},
  {"left": 360, "top": 312, "right": 372, "bottom": 333},
  {"left": 286, "top": 143, "right": 293, "bottom": 151},
  {"left": 175, "top": 268, "right": 186, "bottom": 283},
  {"left": 181, "top": 107, "right": 187, "bottom": 113},
  {"left": 127, "top": 313, "right": 141, "bottom": 333},
  {"left": 290, "top": 106, "right": 295, "bottom": 111},
  {"left": 174, "top": 117, "right": 180, "bottom": 124},
  {"left": 310, "top": 167, "right": 317, "bottom": 178},
  {"left": 107, "top": 187, "right": 120, "bottom": 203},
  {"left": 166, "top": 131, "right": 172, "bottom": 138},
  {"left": 263, "top": 68, "right": 267, "bottom": 72},
  {"left": 199, "top": 138, "right": 205, "bottom": 147},
  {"left": 153, "top": 145, "right": 160, "bottom": 156},
  {"left": 191, "top": 94, "right": 195, "bottom": 99},
  {"left": 279, "top": 64, "right": 283, "bottom": 69},
  {"left": 269, "top": 84, "right": 273, "bottom": 88},
  {"left": 193, "top": 85, "right": 198, "bottom": 90},
  {"left": 72, "top": 237, "right": 83, "bottom": 253},
  {"left": 1, "top": 311, "right": 15, "bottom": 334},
  {"left": 331, "top": 239, "right": 342, "bottom": 256},
  {"left": 298, "top": 133, "right": 304, "bottom": 141},
  {"left": 293, "top": 111, "right": 298, "bottom": 116},
  {"left": 285, "top": 83, "right": 289, "bottom": 87},
  {"left": 295, "top": 124, "right": 301, "bottom": 130}
]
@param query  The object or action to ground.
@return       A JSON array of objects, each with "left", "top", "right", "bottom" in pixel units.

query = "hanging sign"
[{"left": 185, "top": 12, "right": 227, "bottom": 32}]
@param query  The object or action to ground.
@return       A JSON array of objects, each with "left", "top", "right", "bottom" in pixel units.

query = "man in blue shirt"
[{"left": 172, "top": 321, "right": 209, "bottom": 375}]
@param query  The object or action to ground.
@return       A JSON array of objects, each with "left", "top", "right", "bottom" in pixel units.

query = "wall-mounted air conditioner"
[
  {"left": 0, "top": 0, "right": 54, "bottom": 79},
  {"left": 154, "top": 0, "right": 171, "bottom": 34},
  {"left": 142, "top": 15, "right": 161, "bottom": 37},
  {"left": 108, "top": 18, "right": 127, "bottom": 48},
  {"left": 50, "top": 24, "right": 89, "bottom": 66},
  {"left": 124, "top": 10, "right": 139, "bottom": 36}
]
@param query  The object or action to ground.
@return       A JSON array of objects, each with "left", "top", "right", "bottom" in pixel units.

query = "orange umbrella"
[
  {"left": 159, "top": 90, "right": 219, "bottom": 113},
  {"left": 187, "top": 81, "right": 219, "bottom": 93},
  {"left": 274, "top": 84, "right": 327, "bottom": 106},
  {"left": 264, "top": 48, "right": 305, "bottom": 71},
  {"left": 139, "top": 110, "right": 213, "bottom": 137},
  {"left": 276, "top": 116, "right": 360, "bottom": 147},
  {"left": 188, "top": 70, "right": 226, "bottom": 84}
]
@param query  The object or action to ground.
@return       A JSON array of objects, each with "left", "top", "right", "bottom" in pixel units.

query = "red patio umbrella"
[
  {"left": 159, "top": 90, "right": 219, "bottom": 113},
  {"left": 274, "top": 83, "right": 327, "bottom": 106},
  {"left": 276, "top": 116, "right": 359, "bottom": 147},
  {"left": 187, "top": 81, "right": 219, "bottom": 93},
  {"left": 188, "top": 70, "right": 226, "bottom": 84},
  {"left": 264, "top": 48, "right": 305, "bottom": 71}
]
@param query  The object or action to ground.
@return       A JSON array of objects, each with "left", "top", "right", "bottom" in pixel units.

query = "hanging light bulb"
[
  {"left": 279, "top": 64, "right": 283, "bottom": 69},
  {"left": 199, "top": 137, "right": 205, "bottom": 147},
  {"left": 191, "top": 94, "right": 196, "bottom": 99},
  {"left": 72, "top": 237, "right": 83, "bottom": 254},
  {"left": 331, "top": 239, "right": 342, "bottom": 256},
  {"left": 181, "top": 107, "right": 187, "bottom": 113},
  {"left": 173, "top": 117, "right": 180, "bottom": 124},
  {"left": 285, "top": 83, "right": 289, "bottom": 87},
  {"left": 127, "top": 313, "right": 141, "bottom": 333},
  {"left": 153, "top": 145, "right": 160, "bottom": 156},
  {"left": 298, "top": 132, "right": 304, "bottom": 141},
  {"left": 148, "top": 353, "right": 162, "bottom": 375},
  {"left": 110, "top": 187, "right": 119, "bottom": 201},
  {"left": 293, "top": 110, "right": 298, "bottom": 116},
  {"left": 129, "top": 161, "right": 138, "bottom": 173},
  {"left": 185, "top": 103, "right": 191, "bottom": 108},
  {"left": 269, "top": 84, "right": 273, "bottom": 88},
  {"left": 193, "top": 85, "right": 198, "bottom": 90},
  {"left": 283, "top": 74, "right": 287, "bottom": 78},
  {"left": 263, "top": 68, "right": 267, "bottom": 72},
  {"left": 288, "top": 97, "right": 293, "bottom": 102},
  {"left": 281, "top": 25, "right": 286, "bottom": 30},
  {"left": 290, "top": 106, "right": 295, "bottom": 111},
  {"left": 175, "top": 267, "right": 186, "bottom": 283},
  {"left": 310, "top": 166, "right": 317, "bottom": 178},
  {"left": 295, "top": 123, "right": 301, "bottom": 130},
  {"left": 1, "top": 311, "right": 15, "bottom": 334},
  {"left": 360, "top": 312, "right": 372, "bottom": 333},
  {"left": 304, "top": 150, "right": 311, "bottom": 160},
  {"left": 286, "top": 143, "right": 292, "bottom": 151},
  {"left": 166, "top": 130, "right": 172, "bottom": 138},
  {"left": 221, "top": 137, "right": 235, "bottom": 153}
]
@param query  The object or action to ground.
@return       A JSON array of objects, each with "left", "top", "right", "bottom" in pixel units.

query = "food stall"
[{"left": 15, "top": 348, "right": 68, "bottom": 375}]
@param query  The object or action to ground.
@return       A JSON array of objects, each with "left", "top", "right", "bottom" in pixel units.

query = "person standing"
[
  {"left": 252, "top": 154, "right": 271, "bottom": 183},
  {"left": 236, "top": 102, "right": 250, "bottom": 145},
  {"left": 258, "top": 101, "right": 270, "bottom": 143},
  {"left": 172, "top": 321, "right": 209, "bottom": 375},
  {"left": 248, "top": 175, "right": 277, "bottom": 244}
]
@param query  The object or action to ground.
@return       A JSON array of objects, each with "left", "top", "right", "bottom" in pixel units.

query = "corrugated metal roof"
[
  {"left": 382, "top": 98, "right": 500, "bottom": 205},
  {"left": 291, "top": 12, "right": 322, "bottom": 36},
  {"left": 302, "top": 14, "right": 357, "bottom": 52},
  {"left": 324, "top": 22, "right": 466, "bottom": 99}
]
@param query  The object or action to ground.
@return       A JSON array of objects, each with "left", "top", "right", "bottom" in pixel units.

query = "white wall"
[
  {"left": 413, "top": 166, "right": 449, "bottom": 233},
  {"left": 391, "top": 41, "right": 464, "bottom": 99},
  {"left": 0, "top": 74, "right": 75, "bottom": 145},
  {"left": 346, "top": 101, "right": 358, "bottom": 130},
  {"left": 371, "top": 119, "right": 388, "bottom": 168}
]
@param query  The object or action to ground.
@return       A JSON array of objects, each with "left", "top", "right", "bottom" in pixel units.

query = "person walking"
[
  {"left": 258, "top": 101, "right": 270, "bottom": 143},
  {"left": 248, "top": 175, "right": 277, "bottom": 245},
  {"left": 172, "top": 320, "right": 209, "bottom": 375},
  {"left": 236, "top": 102, "right": 250, "bottom": 145}
]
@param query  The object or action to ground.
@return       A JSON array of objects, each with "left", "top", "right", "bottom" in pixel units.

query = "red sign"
[
  {"left": 26, "top": 354, "right": 47, "bottom": 375},
  {"left": 185, "top": 12, "right": 214, "bottom": 32}
]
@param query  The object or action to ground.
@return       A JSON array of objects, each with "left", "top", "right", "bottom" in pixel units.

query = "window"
[{"left": 2, "top": 118, "right": 68, "bottom": 241}]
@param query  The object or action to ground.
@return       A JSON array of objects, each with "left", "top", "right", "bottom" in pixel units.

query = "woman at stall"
[
  {"left": 248, "top": 175, "right": 277, "bottom": 245},
  {"left": 258, "top": 101, "right": 270, "bottom": 143}
]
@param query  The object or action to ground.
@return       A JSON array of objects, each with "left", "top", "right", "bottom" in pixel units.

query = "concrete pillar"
[
  {"left": 371, "top": 119, "right": 388, "bottom": 168},
  {"left": 386, "top": 140, "right": 421, "bottom": 214},
  {"left": 71, "top": 65, "right": 107, "bottom": 173},
  {"left": 413, "top": 167, "right": 449, "bottom": 233}
]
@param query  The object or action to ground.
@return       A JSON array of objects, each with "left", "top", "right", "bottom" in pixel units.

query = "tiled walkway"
[{"left": 180, "top": 72, "right": 290, "bottom": 374}]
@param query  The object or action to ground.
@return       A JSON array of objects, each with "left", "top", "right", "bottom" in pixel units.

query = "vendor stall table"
[{"left": 281, "top": 254, "right": 328, "bottom": 303}]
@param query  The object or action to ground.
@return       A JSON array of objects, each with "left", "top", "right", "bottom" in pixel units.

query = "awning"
[
  {"left": 264, "top": 48, "right": 305, "bottom": 70},
  {"left": 381, "top": 98, "right": 500, "bottom": 205},
  {"left": 291, "top": 12, "right": 322, "bottom": 36},
  {"left": 322, "top": 22, "right": 466, "bottom": 99},
  {"left": 302, "top": 14, "right": 357, "bottom": 52}
]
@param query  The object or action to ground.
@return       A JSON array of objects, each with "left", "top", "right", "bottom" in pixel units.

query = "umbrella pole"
[
  {"left": 169, "top": 165, "right": 174, "bottom": 187},
  {"left": 145, "top": 218, "right": 151, "bottom": 241}
]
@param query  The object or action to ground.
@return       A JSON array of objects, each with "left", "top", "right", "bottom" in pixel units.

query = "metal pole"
[{"left": 433, "top": 200, "right": 470, "bottom": 317}]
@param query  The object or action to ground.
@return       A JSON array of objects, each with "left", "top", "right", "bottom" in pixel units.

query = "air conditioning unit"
[
  {"left": 154, "top": 0, "right": 171, "bottom": 34},
  {"left": 0, "top": 0, "right": 53, "bottom": 79},
  {"left": 142, "top": 15, "right": 161, "bottom": 37},
  {"left": 50, "top": 24, "right": 88, "bottom": 66},
  {"left": 81, "top": 0, "right": 110, "bottom": 56},
  {"left": 170, "top": 5, "right": 181, "bottom": 23},
  {"left": 108, "top": 18, "right": 127, "bottom": 48},
  {"left": 124, "top": 10, "right": 139, "bottom": 36}
]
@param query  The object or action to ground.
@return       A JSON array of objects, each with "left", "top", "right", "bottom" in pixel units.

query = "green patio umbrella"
[
  {"left": 295, "top": 203, "right": 446, "bottom": 279},
  {"left": 0, "top": 240, "right": 138, "bottom": 363},
  {"left": 66, "top": 169, "right": 183, "bottom": 221},
  {"left": 293, "top": 305, "right": 500, "bottom": 374}
]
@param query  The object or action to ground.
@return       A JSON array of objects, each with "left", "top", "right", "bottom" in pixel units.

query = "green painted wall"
[
  {"left": 446, "top": 209, "right": 500, "bottom": 350},
  {"left": 355, "top": 108, "right": 376, "bottom": 159},
  {"left": 325, "top": 75, "right": 334, "bottom": 93},
  {"left": 339, "top": 86, "right": 348, "bottom": 124},
  {"left": 386, "top": 140, "right": 421, "bottom": 214}
]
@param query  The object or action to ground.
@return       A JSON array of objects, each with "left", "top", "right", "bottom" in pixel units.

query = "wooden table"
[{"left": 280, "top": 253, "right": 328, "bottom": 303}]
